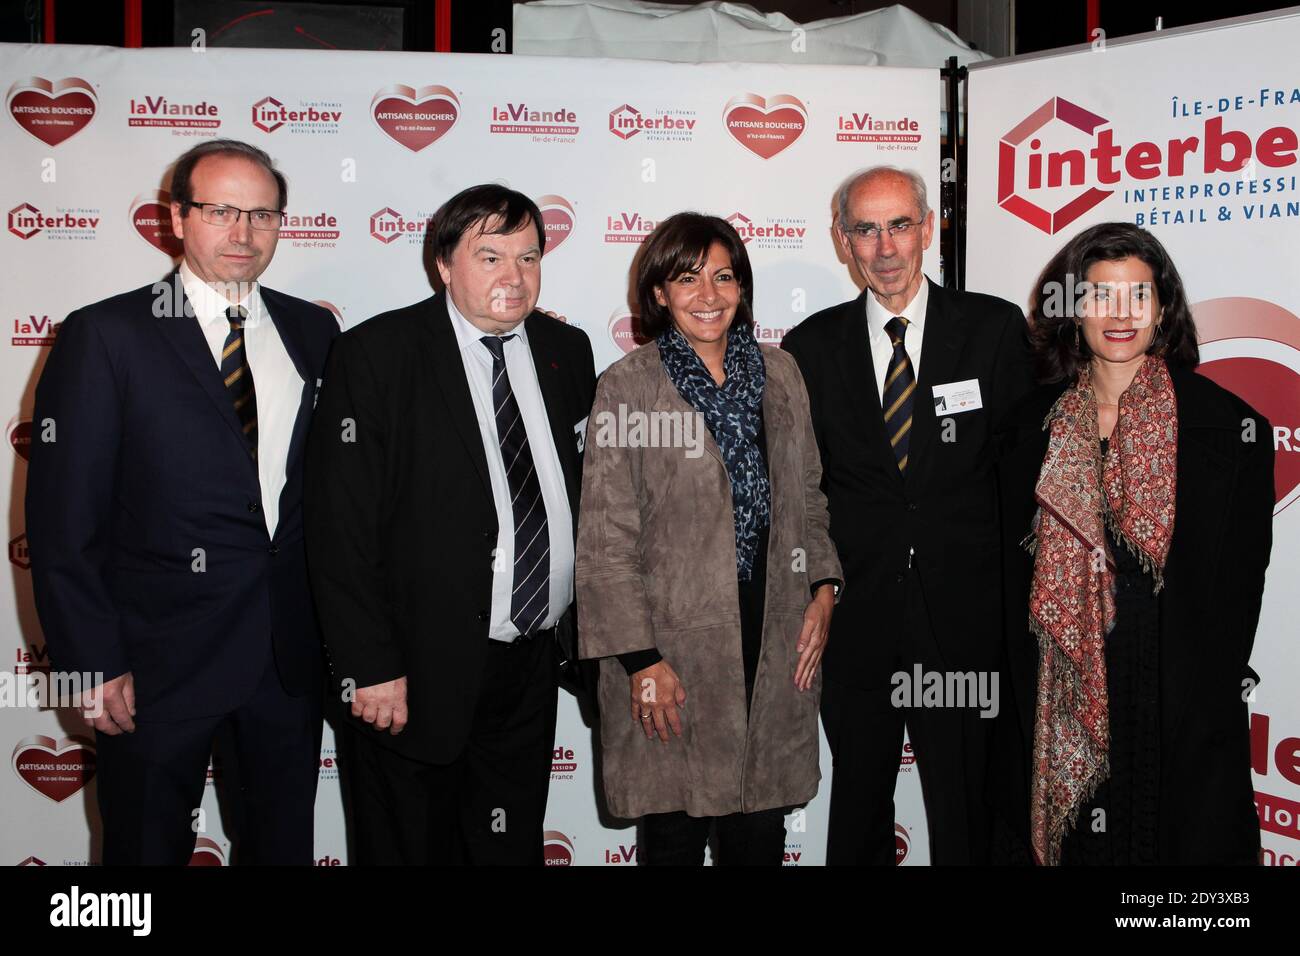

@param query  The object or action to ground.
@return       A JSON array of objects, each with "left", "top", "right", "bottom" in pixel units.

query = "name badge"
[
  {"left": 574, "top": 415, "right": 589, "bottom": 453},
  {"left": 931, "top": 379, "right": 983, "bottom": 415}
]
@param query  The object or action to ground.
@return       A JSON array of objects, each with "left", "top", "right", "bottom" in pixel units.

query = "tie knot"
[
  {"left": 226, "top": 305, "right": 249, "bottom": 331},
  {"left": 480, "top": 333, "right": 517, "bottom": 362},
  {"left": 885, "top": 316, "right": 909, "bottom": 347}
]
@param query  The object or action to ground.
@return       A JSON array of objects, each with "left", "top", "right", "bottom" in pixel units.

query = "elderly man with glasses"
[{"left": 781, "top": 165, "right": 1035, "bottom": 865}]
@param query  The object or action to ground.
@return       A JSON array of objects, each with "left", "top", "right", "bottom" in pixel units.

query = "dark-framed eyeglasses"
[
  {"left": 843, "top": 219, "right": 924, "bottom": 244},
  {"left": 189, "top": 201, "right": 284, "bottom": 231}
]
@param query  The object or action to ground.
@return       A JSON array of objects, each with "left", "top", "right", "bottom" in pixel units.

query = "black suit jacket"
[
  {"left": 781, "top": 279, "right": 1035, "bottom": 681},
  {"left": 25, "top": 277, "right": 339, "bottom": 719},
  {"left": 304, "top": 292, "right": 596, "bottom": 763},
  {"left": 990, "top": 365, "right": 1274, "bottom": 863}
]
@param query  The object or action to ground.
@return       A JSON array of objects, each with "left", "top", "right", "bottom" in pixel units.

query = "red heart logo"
[
  {"left": 130, "top": 191, "right": 182, "bottom": 257},
  {"left": 1193, "top": 297, "right": 1300, "bottom": 515},
  {"left": 371, "top": 84, "right": 459, "bottom": 152},
  {"left": 608, "top": 311, "right": 651, "bottom": 355},
  {"left": 8, "top": 419, "right": 32, "bottom": 461},
  {"left": 189, "top": 837, "right": 226, "bottom": 866},
  {"left": 12, "top": 735, "right": 96, "bottom": 802},
  {"left": 7, "top": 76, "right": 97, "bottom": 147},
  {"left": 536, "top": 195, "right": 575, "bottom": 256},
  {"left": 724, "top": 93, "right": 807, "bottom": 159}
]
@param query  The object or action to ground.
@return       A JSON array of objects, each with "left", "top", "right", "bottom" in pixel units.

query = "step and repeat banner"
[
  {"left": 967, "top": 12, "right": 1300, "bottom": 866},
  {"left": 0, "top": 43, "right": 940, "bottom": 865}
]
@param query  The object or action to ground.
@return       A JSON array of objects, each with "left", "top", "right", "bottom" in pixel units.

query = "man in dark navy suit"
[
  {"left": 782, "top": 166, "right": 1034, "bottom": 865},
  {"left": 25, "top": 139, "right": 338, "bottom": 864}
]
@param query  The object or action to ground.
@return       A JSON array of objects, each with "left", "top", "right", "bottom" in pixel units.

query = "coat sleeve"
[
  {"left": 304, "top": 332, "right": 404, "bottom": 689},
  {"left": 574, "top": 369, "right": 658, "bottom": 659},
  {"left": 788, "top": 355, "right": 843, "bottom": 602},
  {"left": 24, "top": 310, "right": 128, "bottom": 683},
  {"left": 1233, "top": 409, "right": 1274, "bottom": 670},
  {"left": 989, "top": 303, "right": 1037, "bottom": 437}
]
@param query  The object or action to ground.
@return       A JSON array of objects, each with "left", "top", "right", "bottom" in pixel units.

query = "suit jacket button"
[
  {"left": 248, "top": 502, "right": 261, "bottom": 513},
  {"left": 482, "top": 530, "right": 493, "bottom": 540},
  {"left": 477, "top": 610, "right": 490, "bottom": 622},
  {"left": 269, "top": 545, "right": 279, "bottom": 556},
  {"left": 906, "top": 502, "right": 918, "bottom": 512},
  {"left": 895, "top": 573, "right": 905, "bottom": 584}
]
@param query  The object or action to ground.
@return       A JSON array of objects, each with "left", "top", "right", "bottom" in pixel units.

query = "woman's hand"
[
  {"left": 629, "top": 660, "right": 688, "bottom": 743},
  {"left": 794, "top": 584, "right": 835, "bottom": 691}
]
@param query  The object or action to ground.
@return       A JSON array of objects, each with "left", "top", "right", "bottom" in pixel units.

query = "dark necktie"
[
  {"left": 882, "top": 316, "right": 915, "bottom": 473},
  {"left": 480, "top": 334, "right": 550, "bottom": 636},
  {"left": 222, "top": 305, "right": 258, "bottom": 459}
]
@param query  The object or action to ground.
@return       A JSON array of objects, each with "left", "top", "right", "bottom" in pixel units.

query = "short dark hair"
[
  {"left": 1029, "top": 221, "right": 1200, "bottom": 383},
  {"left": 431, "top": 184, "right": 545, "bottom": 263},
  {"left": 170, "top": 138, "right": 287, "bottom": 213},
  {"left": 634, "top": 213, "right": 754, "bottom": 339}
]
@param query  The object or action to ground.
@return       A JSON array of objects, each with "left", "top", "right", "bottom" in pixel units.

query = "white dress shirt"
[
  {"left": 180, "top": 261, "right": 303, "bottom": 539},
  {"left": 865, "top": 277, "right": 929, "bottom": 402},
  {"left": 447, "top": 295, "right": 575, "bottom": 643}
]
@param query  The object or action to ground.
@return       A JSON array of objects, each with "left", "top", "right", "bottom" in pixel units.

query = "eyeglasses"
[
  {"left": 189, "top": 201, "right": 284, "bottom": 231},
  {"left": 843, "top": 219, "right": 924, "bottom": 244}
]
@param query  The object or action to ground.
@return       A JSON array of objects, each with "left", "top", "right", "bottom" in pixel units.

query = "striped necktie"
[
  {"left": 222, "top": 305, "right": 258, "bottom": 459},
  {"left": 882, "top": 316, "right": 914, "bottom": 473},
  {"left": 480, "top": 334, "right": 550, "bottom": 637}
]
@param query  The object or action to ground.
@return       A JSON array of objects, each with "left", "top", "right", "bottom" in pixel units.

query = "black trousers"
[
  {"left": 642, "top": 806, "right": 788, "bottom": 865},
  {"left": 343, "top": 630, "right": 559, "bottom": 865},
  {"left": 95, "top": 646, "right": 322, "bottom": 865},
  {"left": 821, "top": 568, "right": 992, "bottom": 865}
]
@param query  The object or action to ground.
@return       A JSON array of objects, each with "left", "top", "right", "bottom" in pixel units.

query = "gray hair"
[{"left": 834, "top": 165, "right": 929, "bottom": 228}]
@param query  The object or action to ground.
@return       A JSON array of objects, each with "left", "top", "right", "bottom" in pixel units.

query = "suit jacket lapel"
[
  {"left": 906, "top": 280, "right": 965, "bottom": 490},
  {"left": 154, "top": 280, "right": 258, "bottom": 481},
  {"left": 834, "top": 288, "right": 901, "bottom": 487},
  {"left": 425, "top": 293, "right": 494, "bottom": 501},
  {"left": 262, "top": 288, "right": 315, "bottom": 500},
  {"left": 526, "top": 314, "right": 582, "bottom": 523}
]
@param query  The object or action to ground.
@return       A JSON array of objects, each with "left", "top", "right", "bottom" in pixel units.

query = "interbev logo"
[
  {"left": 997, "top": 96, "right": 1299, "bottom": 234},
  {"left": 1194, "top": 297, "right": 1300, "bottom": 515},
  {"left": 370, "top": 207, "right": 430, "bottom": 245}
]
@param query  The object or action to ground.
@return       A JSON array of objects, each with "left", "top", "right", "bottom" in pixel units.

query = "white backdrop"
[
  {"left": 967, "top": 10, "right": 1300, "bottom": 866},
  {"left": 0, "top": 43, "right": 939, "bottom": 865}
]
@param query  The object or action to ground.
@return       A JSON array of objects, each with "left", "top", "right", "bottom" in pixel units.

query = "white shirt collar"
[
  {"left": 179, "top": 259, "right": 264, "bottom": 328},
  {"left": 865, "top": 275, "right": 929, "bottom": 344},
  {"left": 446, "top": 291, "right": 530, "bottom": 356}
]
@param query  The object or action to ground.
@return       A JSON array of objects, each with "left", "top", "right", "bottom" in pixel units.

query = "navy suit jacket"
[{"left": 25, "top": 275, "right": 339, "bottom": 720}]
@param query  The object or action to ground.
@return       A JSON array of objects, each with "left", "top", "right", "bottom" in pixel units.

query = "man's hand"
[
  {"left": 794, "top": 584, "right": 835, "bottom": 692},
  {"left": 628, "top": 660, "right": 687, "bottom": 743},
  {"left": 354, "top": 676, "right": 408, "bottom": 735},
  {"left": 81, "top": 672, "right": 136, "bottom": 735}
]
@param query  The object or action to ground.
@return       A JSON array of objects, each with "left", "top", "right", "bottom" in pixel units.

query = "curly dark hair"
[
  {"left": 1029, "top": 221, "right": 1200, "bottom": 384},
  {"left": 634, "top": 213, "right": 754, "bottom": 339}
]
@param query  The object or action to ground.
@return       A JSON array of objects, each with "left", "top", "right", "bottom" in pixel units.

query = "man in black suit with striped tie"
[
  {"left": 781, "top": 166, "right": 1034, "bottom": 865},
  {"left": 305, "top": 185, "right": 596, "bottom": 864},
  {"left": 26, "top": 139, "right": 338, "bottom": 863}
]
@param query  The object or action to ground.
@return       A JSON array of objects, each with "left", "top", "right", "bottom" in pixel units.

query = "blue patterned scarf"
[{"left": 657, "top": 322, "right": 771, "bottom": 580}]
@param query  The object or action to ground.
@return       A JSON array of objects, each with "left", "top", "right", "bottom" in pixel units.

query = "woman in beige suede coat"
[{"left": 576, "top": 213, "right": 842, "bottom": 865}]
